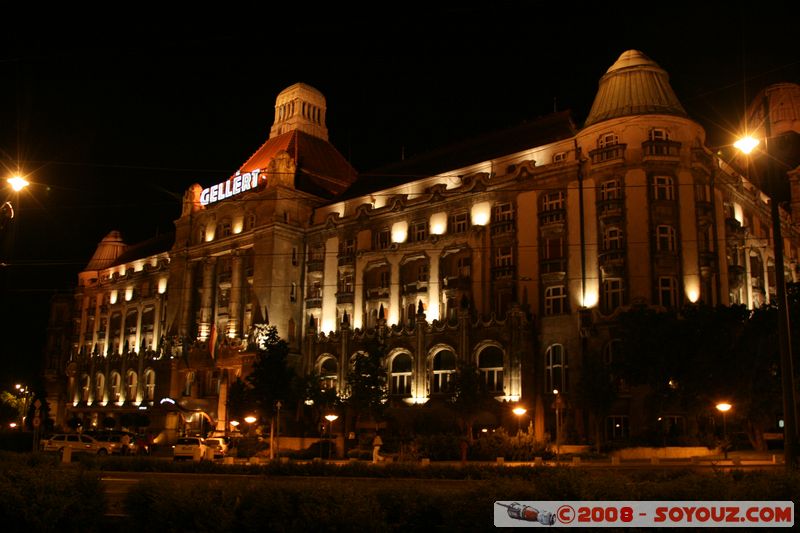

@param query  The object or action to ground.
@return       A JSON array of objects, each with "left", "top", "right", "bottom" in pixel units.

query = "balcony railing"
[
  {"left": 490, "top": 220, "right": 515, "bottom": 236},
  {"left": 307, "top": 260, "right": 324, "bottom": 273},
  {"left": 491, "top": 265, "right": 514, "bottom": 280},
  {"left": 442, "top": 275, "right": 471, "bottom": 290},
  {"left": 336, "top": 291, "right": 354, "bottom": 304},
  {"left": 366, "top": 286, "right": 390, "bottom": 299},
  {"left": 642, "top": 140, "right": 681, "bottom": 158},
  {"left": 403, "top": 281, "right": 428, "bottom": 294},
  {"left": 305, "top": 297, "right": 322, "bottom": 309},
  {"left": 589, "top": 144, "right": 626, "bottom": 164},
  {"left": 338, "top": 254, "right": 355, "bottom": 267}
]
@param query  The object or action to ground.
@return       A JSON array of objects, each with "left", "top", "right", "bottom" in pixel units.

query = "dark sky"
[{"left": 1, "top": 3, "right": 798, "bottom": 390}]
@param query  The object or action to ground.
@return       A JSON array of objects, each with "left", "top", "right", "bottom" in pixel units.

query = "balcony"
[
  {"left": 338, "top": 254, "right": 355, "bottom": 267},
  {"left": 491, "top": 265, "right": 514, "bottom": 280},
  {"left": 598, "top": 250, "right": 626, "bottom": 276},
  {"left": 539, "top": 210, "right": 565, "bottom": 227},
  {"left": 642, "top": 140, "right": 681, "bottom": 159},
  {"left": 442, "top": 275, "right": 471, "bottom": 290},
  {"left": 403, "top": 281, "right": 428, "bottom": 294},
  {"left": 307, "top": 260, "right": 324, "bottom": 273},
  {"left": 597, "top": 199, "right": 624, "bottom": 220},
  {"left": 728, "top": 265, "right": 745, "bottom": 289},
  {"left": 589, "top": 143, "right": 626, "bottom": 164},
  {"left": 336, "top": 291, "right": 354, "bottom": 305},
  {"left": 87, "top": 308, "right": 95, "bottom": 317},
  {"left": 540, "top": 259, "right": 566, "bottom": 275},
  {"left": 490, "top": 220, "right": 515, "bottom": 236},
  {"left": 305, "top": 297, "right": 322, "bottom": 309},
  {"left": 366, "top": 286, "right": 390, "bottom": 300}
]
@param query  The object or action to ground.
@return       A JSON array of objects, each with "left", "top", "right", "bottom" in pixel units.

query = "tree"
[
  {"left": 0, "top": 391, "right": 25, "bottom": 426},
  {"left": 575, "top": 352, "right": 617, "bottom": 452},
  {"left": 449, "top": 363, "right": 492, "bottom": 443},
  {"left": 246, "top": 326, "right": 297, "bottom": 441},
  {"left": 345, "top": 340, "right": 387, "bottom": 429}
]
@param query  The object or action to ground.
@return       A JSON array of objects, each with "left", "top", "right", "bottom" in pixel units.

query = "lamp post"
[
  {"left": 512, "top": 406, "right": 527, "bottom": 435},
  {"left": 244, "top": 415, "right": 257, "bottom": 437},
  {"left": 735, "top": 95, "right": 798, "bottom": 469},
  {"left": 553, "top": 389, "right": 562, "bottom": 462},
  {"left": 716, "top": 402, "right": 732, "bottom": 460},
  {"left": 324, "top": 414, "right": 338, "bottom": 460}
]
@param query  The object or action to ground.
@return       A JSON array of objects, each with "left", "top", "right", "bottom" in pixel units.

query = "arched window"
[
  {"left": 143, "top": 369, "right": 156, "bottom": 401},
  {"left": 95, "top": 373, "right": 105, "bottom": 402},
  {"left": 390, "top": 353, "right": 412, "bottom": 396},
  {"left": 126, "top": 370, "right": 138, "bottom": 401},
  {"left": 432, "top": 350, "right": 456, "bottom": 393},
  {"left": 109, "top": 372, "right": 121, "bottom": 402},
  {"left": 545, "top": 344, "right": 567, "bottom": 393},
  {"left": 478, "top": 347, "right": 504, "bottom": 393},
  {"left": 81, "top": 374, "right": 90, "bottom": 402},
  {"left": 319, "top": 357, "right": 338, "bottom": 390}
]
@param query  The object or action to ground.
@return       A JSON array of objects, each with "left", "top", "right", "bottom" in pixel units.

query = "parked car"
[
  {"left": 173, "top": 437, "right": 207, "bottom": 461},
  {"left": 204, "top": 437, "right": 229, "bottom": 459},
  {"left": 93, "top": 432, "right": 135, "bottom": 455},
  {"left": 41, "top": 433, "right": 112, "bottom": 456}
]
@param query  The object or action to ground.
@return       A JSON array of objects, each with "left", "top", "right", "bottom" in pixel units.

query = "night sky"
[{"left": 1, "top": 3, "right": 798, "bottom": 390}]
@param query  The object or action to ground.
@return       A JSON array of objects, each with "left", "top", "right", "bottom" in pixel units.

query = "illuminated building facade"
[{"left": 47, "top": 53, "right": 800, "bottom": 444}]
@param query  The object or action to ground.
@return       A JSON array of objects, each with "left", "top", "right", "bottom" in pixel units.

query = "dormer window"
[
  {"left": 598, "top": 133, "right": 618, "bottom": 148},
  {"left": 649, "top": 128, "right": 669, "bottom": 141},
  {"left": 553, "top": 151, "right": 567, "bottom": 163}
]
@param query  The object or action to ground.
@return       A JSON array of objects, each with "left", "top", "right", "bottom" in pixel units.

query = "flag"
[{"left": 210, "top": 323, "right": 218, "bottom": 360}]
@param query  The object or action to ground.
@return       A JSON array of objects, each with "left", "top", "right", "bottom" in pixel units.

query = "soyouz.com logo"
[{"left": 494, "top": 501, "right": 794, "bottom": 527}]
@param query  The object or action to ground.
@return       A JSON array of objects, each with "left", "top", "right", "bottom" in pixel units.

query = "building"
[{"left": 45, "top": 52, "right": 800, "bottom": 446}]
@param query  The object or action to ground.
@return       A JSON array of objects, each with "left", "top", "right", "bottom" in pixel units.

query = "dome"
[
  {"left": 85, "top": 231, "right": 127, "bottom": 271},
  {"left": 584, "top": 50, "right": 687, "bottom": 127}
]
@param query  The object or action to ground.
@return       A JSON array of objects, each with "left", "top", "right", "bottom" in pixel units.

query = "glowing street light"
[
  {"left": 733, "top": 136, "right": 759, "bottom": 155},
  {"left": 324, "top": 414, "right": 339, "bottom": 460},
  {"left": 7, "top": 176, "right": 29, "bottom": 192},
  {"left": 512, "top": 406, "right": 527, "bottom": 434}
]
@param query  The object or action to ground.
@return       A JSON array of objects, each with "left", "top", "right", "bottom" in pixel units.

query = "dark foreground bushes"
[
  {"left": 122, "top": 469, "right": 800, "bottom": 532},
  {"left": 0, "top": 452, "right": 105, "bottom": 532}
]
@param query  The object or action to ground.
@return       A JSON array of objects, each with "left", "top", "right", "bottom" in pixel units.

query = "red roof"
[{"left": 236, "top": 130, "right": 357, "bottom": 198}]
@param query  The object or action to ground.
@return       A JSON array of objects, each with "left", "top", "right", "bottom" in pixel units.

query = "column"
[
  {"left": 178, "top": 261, "right": 195, "bottom": 338},
  {"left": 200, "top": 257, "right": 217, "bottom": 339},
  {"left": 229, "top": 251, "right": 243, "bottom": 338}
]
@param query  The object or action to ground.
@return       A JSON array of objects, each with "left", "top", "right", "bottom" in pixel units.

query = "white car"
[
  {"left": 41, "top": 433, "right": 112, "bottom": 456},
  {"left": 173, "top": 437, "right": 207, "bottom": 461},
  {"left": 204, "top": 437, "right": 229, "bottom": 459}
]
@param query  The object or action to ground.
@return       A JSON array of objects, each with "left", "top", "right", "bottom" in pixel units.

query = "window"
[
  {"left": 653, "top": 176, "right": 674, "bottom": 201},
  {"left": 649, "top": 128, "right": 668, "bottom": 141},
  {"left": 340, "top": 238, "right": 355, "bottom": 255},
  {"left": 245, "top": 212, "right": 256, "bottom": 230},
  {"left": 545, "top": 344, "right": 567, "bottom": 392},
  {"left": 432, "top": 350, "right": 456, "bottom": 393},
  {"left": 126, "top": 371, "right": 137, "bottom": 401},
  {"left": 493, "top": 203, "right": 514, "bottom": 222},
  {"left": 310, "top": 245, "right": 325, "bottom": 262},
  {"left": 598, "top": 133, "right": 618, "bottom": 148},
  {"left": 291, "top": 247, "right": 298, "bottom": 266},
  {"left": 390, "top": 353, "right": 412, "bottom": 396},
  {"left": 374, "top": 228, "right": 390, "bottom": 250},
  {"left": 602, "top": 339, "right": 622, "bottom": 365},
  {"left": 449, "top": 212, "right": 469, "bottom": 234},
  {"left": 542, "top": 191, "right": 565, "bottom": 212},
  {"left": 695, "top": 183, "right": 711, "bottom": 202},
  {"left": 478, "top": 347, "right": 504, "bottom": 393},
  {"left": 308, "top": 280, "right": 322, "bottom": 299},
  {"left": 656, "top": 225, "right": 676, "bottom": 252},
  {"left": 81, "top": 375, "right": 90, "bottom": 402},
  {"left": 417, "top": 264, "right": 429, "bottom": 282},
  {"left": 338, "top": 271, "right": 354, "bottom": 293},
  {"left": 606, "top": 415, "right": 629, "bottom": 439},
  {"left": 457, "top": 256, "right": 471, "bottom": 277},
  {"left": 411, "top": 221, "right": 427, "bottom": 242},
  {"left": 541, "top": 236, "right": 565, "bottom": 273},
  {"left": 603, "top": 227, "right": 623, "bottom": 250},
  {"left": 494, "top": 246, "right": 513, "bottom": 267},
  {"left": 217, "top": 219, "right": 232, "bottom": 238},
  {"left": 290, "top": 282, "right": 297, "bottom": 302},
  {"left": 144, "top": 370, "right": 156, "bottom": 401},
  {"left": 544, "top": 285, "right": 566, "bottom": 315},
  {"left": 110, "top": 372, "right": 121, "bottom": 402},
  {"left": 379, "top": 270, "right": 391, "bottom": 288},
  {"left": 319, "top": 358, "right": 338, "bottom": 390},
  {"left": 602, "top": 278, "right": 624, "bottom": 313},
  {"left": 658, "top": 276, "right": 678, "bottom": 308},
  {"left": 553, "top": 151, "right": 567, "bottom": 163},
  {"left": 184, "top": 371, "right": 194, "bottom": 397},
  {"left": 95, "top": 373, "right": 105, "bottom": 402},
  {"left": 599, "top": 179, "right": 621, "bottom": 201}
]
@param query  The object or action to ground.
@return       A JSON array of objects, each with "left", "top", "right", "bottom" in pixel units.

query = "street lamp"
[
  {"left": 512, "top": 406, "right": 527, "bottom": 434},
  {"left": 735, "top": 96, "right": 798, "bottom": 469},
  {"left": 716, "top": 402, "right": 732, "bottom": 460},
  {"left": 324, "top": 414, "right": 338, "bottom": 460}
]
